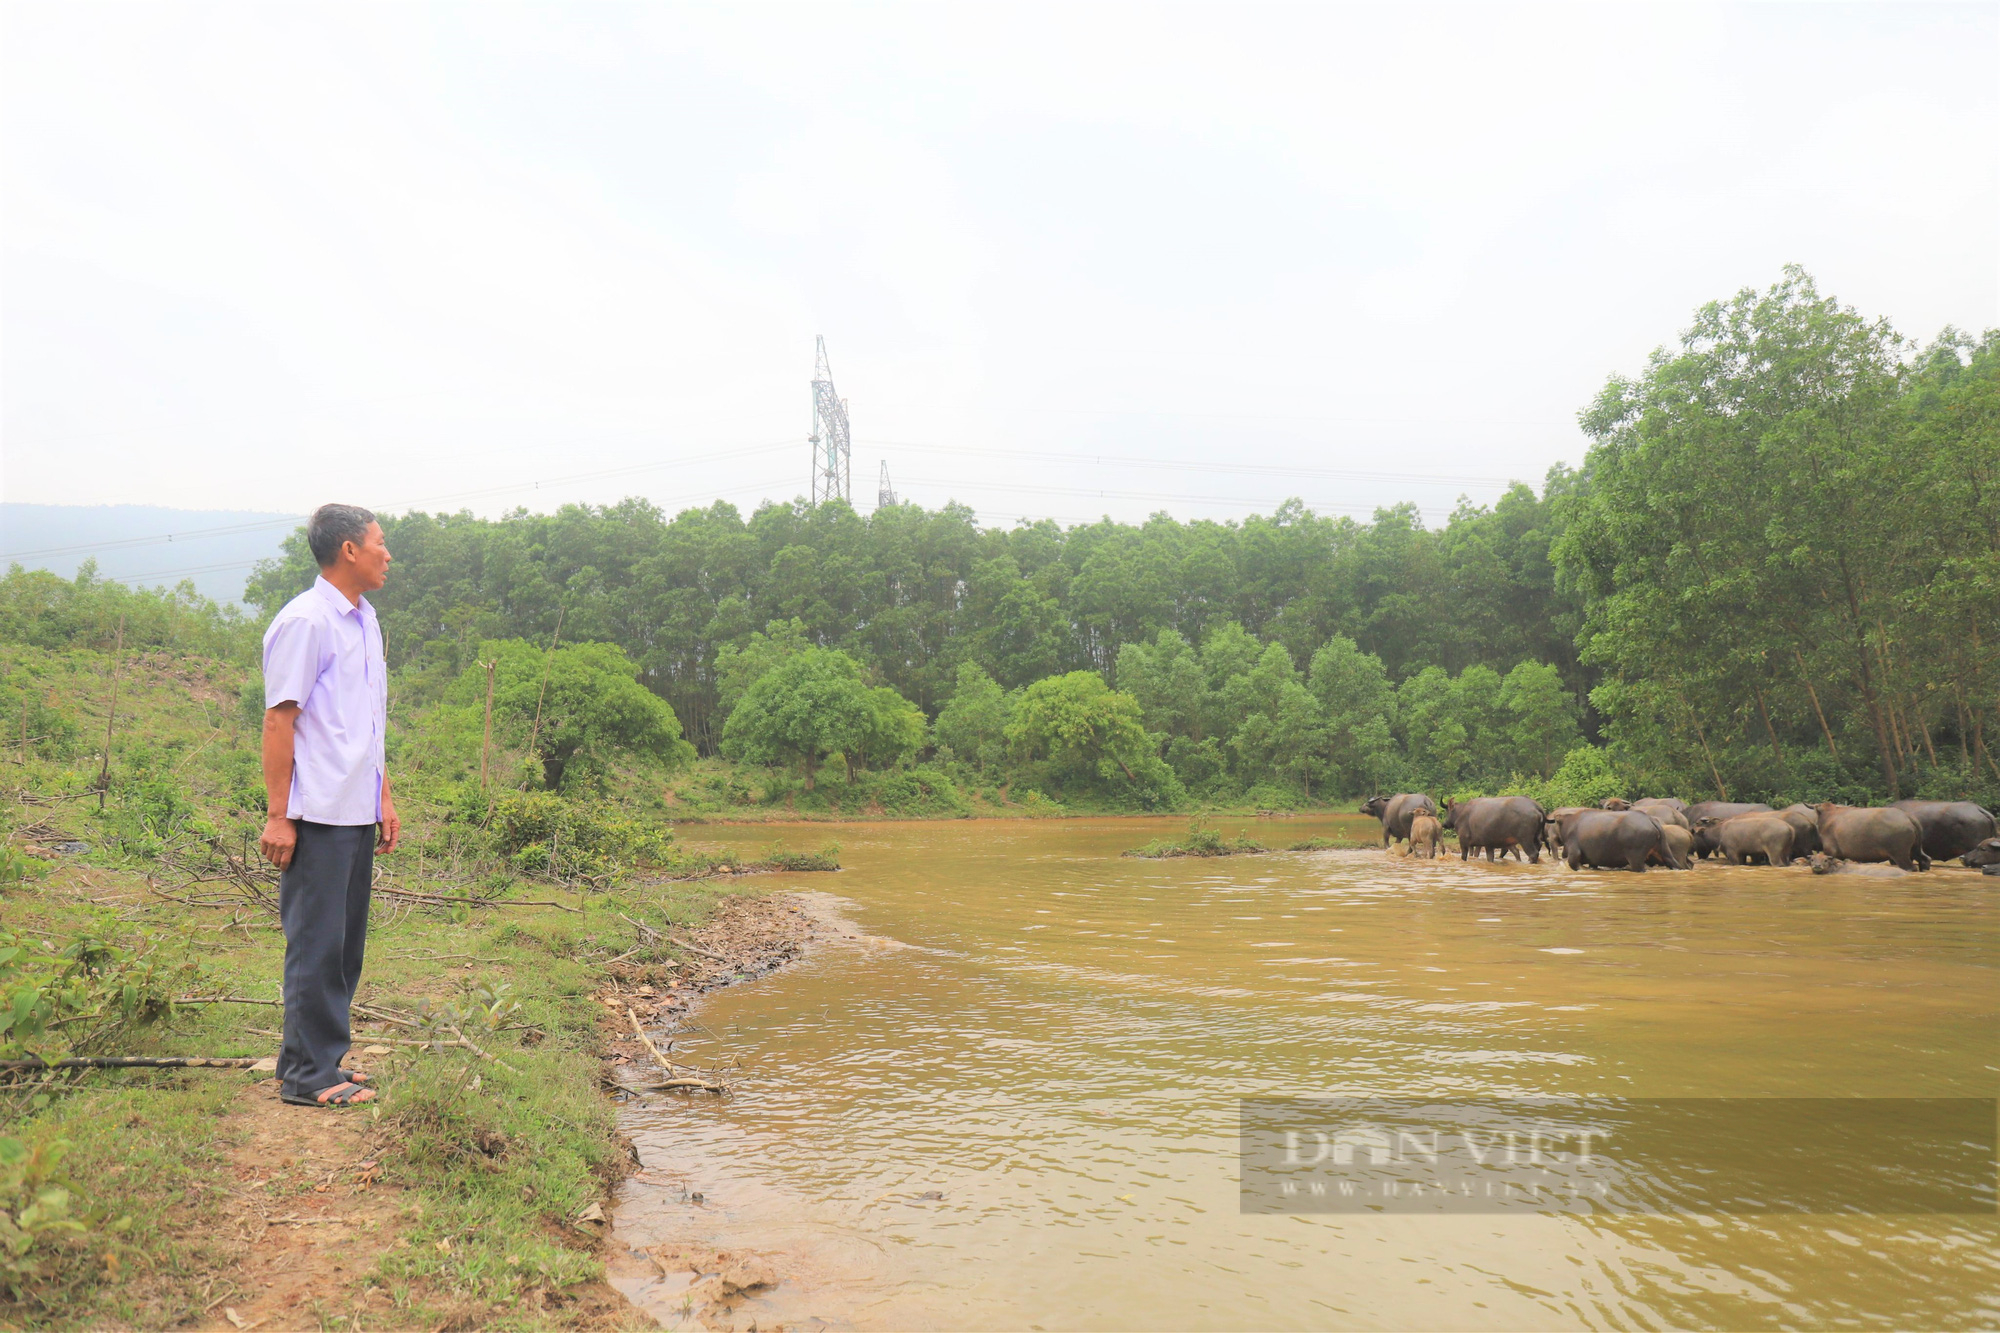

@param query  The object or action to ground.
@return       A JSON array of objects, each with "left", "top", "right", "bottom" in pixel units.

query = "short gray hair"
[{"left": 307, "top": 504, "right": 378, "bottom": 567}]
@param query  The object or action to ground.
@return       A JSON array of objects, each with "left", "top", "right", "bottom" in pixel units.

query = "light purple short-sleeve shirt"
[{"left": 262, "top": 575, "right": 387, "bottom": 826}]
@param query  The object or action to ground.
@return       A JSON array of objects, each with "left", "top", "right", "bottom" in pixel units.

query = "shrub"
[
  {"left": 0, "top": 1134, "right": 125, "bottom": 1302},
  {"left": 866, "top": 767, "right": 970, "bottom": 817},
  {"left": 1126, "top": 817, "right": 1266, "bottom": 858},
  {"left": 761, "top": 845, "right": 841, "bottom": 872},
  {"left": 487, "top": 791, "right": 672, "bottom": 879},
  {"left": 0, "top": 931, "right": 196, "bottom": 1063}
]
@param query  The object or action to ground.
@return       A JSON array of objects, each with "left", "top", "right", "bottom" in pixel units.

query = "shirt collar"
[{"left": 313, "top": 574, "right": 365, "bottom": 619}]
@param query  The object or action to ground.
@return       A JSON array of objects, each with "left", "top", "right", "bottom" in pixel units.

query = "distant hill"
[{"left": 0, "top": 504, "right": 301, "bottom": 606}]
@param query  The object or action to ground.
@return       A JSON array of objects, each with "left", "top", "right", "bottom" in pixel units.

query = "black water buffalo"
[
  {"left": 1964, "top": 838, "right": 2000, "bottom": 868},
  {"left": 1544, "top": 806, "right": 1590, "bottom": 856},
  {"left": 1816, "top": 803, "right": 1930, "bottom": 871},
  {"left": 1693, "top": 812, "right": 1796, "bottom": 866},
  {"left": 1685, "top": 802, "right": 1775, "bottom": 858},
  {"left": 1564, "top": 810, "right": 1682, "bottom": 871},
  {"left": 1631, "top": 798, "right": 1690, "bottom": 830},
  {"left": 1890, "top": 801, "right": 1999, "bottom": 863},
  {"left": 1443, "top": 796, "right": 1547, "bottom": 863},
  {"left": 1360, "top": 794, "right": 1438, "bottom": 850},
  {"left": 1775, "top": 804, "right": 1821, "bottom": 856}
]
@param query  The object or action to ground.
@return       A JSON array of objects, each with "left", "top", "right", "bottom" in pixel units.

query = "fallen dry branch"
[
  {"left": 441, "top": 1018, "right": 519, "bottom": 1072},
  {"left": 1, "top": 1055, "right": 263, "bottom": 1070},
  {"left": 373, "top": 885, "right": 581, "bottom": 913},
  {"left": 666, "top": 933, "right": 734, "bottom": 966},
  {"left": 643, "top": 1077, "right": 727, "bottom": 1092},
  {"left": 176, "top": 995, "right": 422, "bottom": 1030},
  {"left": 625, "top": 1005, "right": 727, "bottom": 1093}
]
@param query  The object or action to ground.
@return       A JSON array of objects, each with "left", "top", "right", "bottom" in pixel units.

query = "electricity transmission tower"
[
  {"left": 876, "top": 461, "right": 897, "bottom": 510},
  {"left": 808, "top": 336, "right": 851, "bottom": 505}
]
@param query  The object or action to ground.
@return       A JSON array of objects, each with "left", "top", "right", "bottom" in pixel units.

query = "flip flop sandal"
[
  {"left": 281, "top": 1081, "right": 375, "bottom": 1107},
  {"left": 338, "top": 1069, "right": 373, "bottom": 1085}
]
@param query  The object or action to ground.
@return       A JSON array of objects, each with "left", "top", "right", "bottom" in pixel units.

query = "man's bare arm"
[
  {"left": 261, "top": 702, "right": 301, "bottom": 869},
  {"left": 377, "top": 771, "right": 400, "bottom": 854}
]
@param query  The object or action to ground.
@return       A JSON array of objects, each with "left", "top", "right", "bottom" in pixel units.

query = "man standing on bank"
[{"left": 258, "top": 504, "right": 400, "bottom": 1107}]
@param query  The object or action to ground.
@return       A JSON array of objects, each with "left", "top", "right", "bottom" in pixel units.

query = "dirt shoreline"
[
  {"left": 62, "top": 886, "right": 827, "bottom": 1333},
  {"left": 589, "top": 889, "right": 830, "bottom": 1330}
]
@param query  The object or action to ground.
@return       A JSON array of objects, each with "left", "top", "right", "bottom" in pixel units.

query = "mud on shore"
[{"left": 591, "top": 890, "right": 831, "bottom": 1330}]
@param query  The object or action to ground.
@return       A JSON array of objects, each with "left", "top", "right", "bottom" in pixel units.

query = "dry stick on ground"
[
  {"left": 177, "top": 995, "right": 424, "bottom": 1030},
  {"left": 243, "top": 1023, "right": 511, "bottom": 1067},
  {"left": 667, "top": 933, "right": 734, "bottom": 966},
  {"left": 625, "top": 1006, "right": 726, "bottom": 1093},
  {"left": 95, "top": 615, "right": 126, "bottom": 812},
  {"left": 439, "top": 1019, "right": 519, "bottom": 1072},
  {"left": 1, "top": 1055, "right": 263, "bottom": 1071},
  {"left": 373, "top": 885, "right": 581, "bottom": 912}
]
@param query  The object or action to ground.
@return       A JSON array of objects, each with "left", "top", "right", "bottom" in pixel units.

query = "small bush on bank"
[
  {"left": 1126, "top": 817, "right": 1266, "bottom": 859},
  {"left": 483, "top": 790, "right": 672, "bottom": 878},
  {"left": 867, "top": 766, "right": 970, "bottom": 817},
  {"left": 761, "top": 845, "right": 841, "bottom": 872}
]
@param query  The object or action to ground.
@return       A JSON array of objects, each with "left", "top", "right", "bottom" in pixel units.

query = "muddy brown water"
[{"left": 608, "top": 815, "right": 2000, "bottom": 1330}]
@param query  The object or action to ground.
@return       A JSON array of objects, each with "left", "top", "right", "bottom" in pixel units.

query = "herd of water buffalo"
[{"left": 1359, "top": 793, "right": 2000, "bottom": 874}]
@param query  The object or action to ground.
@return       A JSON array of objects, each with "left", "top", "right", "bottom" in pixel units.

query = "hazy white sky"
[{"left": 4, "top": 2, "right": 1995, "bottom": 539}]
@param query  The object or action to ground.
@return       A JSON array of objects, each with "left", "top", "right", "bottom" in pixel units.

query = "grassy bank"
[
  {"left": 0, "top": 640, "right": 841, "bottom": 1329},
  {"left": 661, "top": 755, "right": 1364, "bottom": 823},
  {"left": 0, "top": 833, "right": 809, "bottom": 1330}
]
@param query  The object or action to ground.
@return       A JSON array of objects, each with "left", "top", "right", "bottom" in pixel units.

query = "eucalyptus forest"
[{"left": 10, "top": 269, "right": 1998, "bottom": 815}]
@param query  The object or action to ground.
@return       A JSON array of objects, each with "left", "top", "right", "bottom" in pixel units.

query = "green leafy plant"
[
  {"left": 0, "top": 930, "right": 194, "bottom": 1063},
  {"left": 487, "top": 791, "right": 672, "bottom": 879},
  {"left": 1126, "top": 816, "right": 1266, "bottom": 859},
  {"left": 0, "top": 1135, "right": 129, "bottom": 1301}
]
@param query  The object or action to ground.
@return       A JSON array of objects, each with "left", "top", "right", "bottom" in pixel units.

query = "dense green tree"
[
  {"left": 714, "top": 618, "right": 812, "bottom": 717},
  {"left": 1557, "top": 266, "right": 1997, "bottom": 802},
  {"left": 1006, "top": 671, "right": 1181, "bottom": 807},
  {"left": 1228, "top": 645, "right": 1331, "bottom": 796},
  {"left": 451, "top": 638, "right": 694, "bottom": 791},
  {"left": 720, "top": 648, "right": 872, "bottom": 791},
  {"left": 933, "top": 663, "right": 1011, "bottom": 774},
  {"left": 855, "top": 685, "right": 928, "bottom": 776},
  {"left": 1306, "top": 635, "right": 1399, "bottom": 796},
  {"left": 1500, "top": 661, "right": 1584, "bottom": 778},
  {"left": 1395, "top": 666, "right": 1470, "bottom": 787},
  {"left": 1114, "top": 630, "right": 1207, "bottom": 742}
]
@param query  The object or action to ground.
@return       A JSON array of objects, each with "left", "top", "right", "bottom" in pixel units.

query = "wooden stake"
[
  {"left": 1753, "top": 686, "right": 1785, "bottom": 769},
  {"left": 524, "top": 606, "right": 565, "bottom": 788},
  {"left": 1794, "top": 648, "right": 1841, "bottom": 764},
  {"left": 1681, "top": 693, "right": 1728, "bottom": 801},
  {"left": 96, "top": 615, "right": 126, "bottom": 811},
  {"left": 478, "top": 659, "right": 496, "bottom": 788}
]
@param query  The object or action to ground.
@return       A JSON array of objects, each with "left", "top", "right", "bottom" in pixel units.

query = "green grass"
[
  {"left": 1, "top": 868, "right": 758, "bottom": 1328},
  {"left": 1124, "top": 818, "right": 1268, "bottom": 859}
]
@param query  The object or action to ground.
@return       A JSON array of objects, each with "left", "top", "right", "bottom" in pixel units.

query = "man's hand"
[
  {"left": 261, "top": 814, "right": 298, "bottom": 870},
  {"left": 377, "top": 796, "right": 401, "bottom": 854}
]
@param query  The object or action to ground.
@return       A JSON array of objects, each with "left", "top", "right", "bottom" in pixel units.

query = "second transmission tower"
[{"left": 808, "top": 336, "right": 851, "bottom": 506}]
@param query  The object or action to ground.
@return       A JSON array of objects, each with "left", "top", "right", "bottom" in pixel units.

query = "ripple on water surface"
[{"left": 611, "top": 816, "right": 2000, "bottom": 1331}]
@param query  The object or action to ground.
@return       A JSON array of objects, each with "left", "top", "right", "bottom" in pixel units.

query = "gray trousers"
[{"left": 277, "top": 820, "right": 374, "bottom": 1099}]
